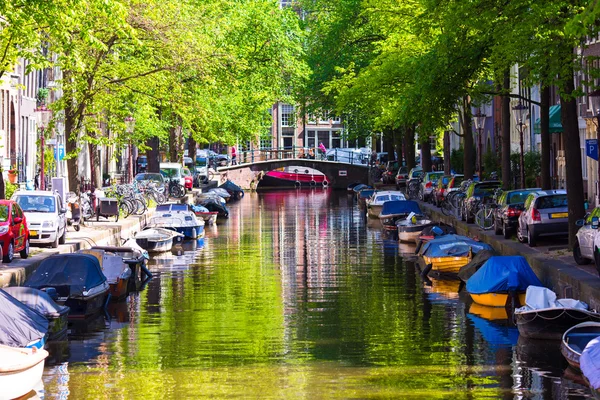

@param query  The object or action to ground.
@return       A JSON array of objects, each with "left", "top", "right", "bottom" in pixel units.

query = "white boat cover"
[
  {"left": 516, "top": 286, "right": 589, "bottom": 312},
  {"left": 122, "top": 238, "right": 150, "bottom": 260},
  {"left": 581, "top": 336, "right": 600, "bottom": 390},
  {"left": 2, "top": 287, "right": 68, "bottom": 318}
]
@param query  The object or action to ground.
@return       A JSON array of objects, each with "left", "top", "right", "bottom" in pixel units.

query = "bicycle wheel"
[
  {"left": 475, "top": 207, "right": 494, "bottom": 230},
  {"left": 441, "top": 200, "right": 452, "bottom": 216},
  {"left": 134, "top": 198, "right": 147, "bottom": 215},
  {"left": 119, "top": 201, "right": 131, "bottom": 219}
]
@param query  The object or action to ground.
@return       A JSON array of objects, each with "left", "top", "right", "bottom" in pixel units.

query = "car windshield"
[
  {"left": 536, "top": 194, "right": 568, "bottom": 209},
  {"left": 474, "top": 185, "right": 499, "bottom": 196},
  {"left": 412, "top": 170, "right": 423, "bottom": 178},
  {"left": 507, "top": 190, "right": 533, "bottom": 204},
  {"left": 0, "top": 205, "right": 8, "bottom": 222},
  {"left": 452, "top": 176, "right": 464, "bottom": 186},
  {"left": 427, "top": 172, "right": 444, "bottom": 182},
  {"left": 182, "top": 167, "right": 191, "bottom": 176},
  {"left": 135, "top": 173, "right": 163, "bottom": 183},
  {"left": 15, "top": 195, "right": 55, "bottom": 212},
  {"left": 160, "top": 168, "right": 181, "bottom": 179}
]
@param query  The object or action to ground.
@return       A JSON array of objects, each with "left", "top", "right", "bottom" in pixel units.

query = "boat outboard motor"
[{"left": 41, "top": 287, "right": 58, "bottom": 301}]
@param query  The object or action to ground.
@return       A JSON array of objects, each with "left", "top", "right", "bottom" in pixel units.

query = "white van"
[
  {"left": 159, "top": 162, "right": 186, "bottom": 187},
  {"left": 326, "top": 148, "right": 369, "bottom": 164}
]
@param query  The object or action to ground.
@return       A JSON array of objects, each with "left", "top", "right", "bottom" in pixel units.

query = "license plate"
[
  {"left": 550, "top": 212, "right": 568, "bottom": 219},
  {"left": 30, "top": 230, "right": 37, "bottom": 236}
]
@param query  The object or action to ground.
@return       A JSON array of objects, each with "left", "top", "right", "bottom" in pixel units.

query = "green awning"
[{"left": 534, "top": 105, "right": 562, "bottom": 134}]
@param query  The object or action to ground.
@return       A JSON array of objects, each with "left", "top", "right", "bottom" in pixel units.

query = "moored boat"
[
  {"left": 0, "top": 345, "right": 48, "bottom": 400},
  {"left": 135, "top": 227, "right": 183, "bottom": 253},
  {"left": 357, "top": 189, "right": 376, "bottom": 208},
  {"left": 261, "top": 166, "right": 328, "bottom": 188},
  {"left": 581, "top": 336, "right": 600, "bottom": 394},
  {"left": 92, "top": 243, "right": 149, "bottom": 291},
  {"left": 219, "top": 180, "right": 244, "bottom": 200},
  {"left": 515, "top": 286, "right": 600, "bottom": 340},
  {"left": 152, "top": 203, "right": 205, "bottom": 239},
  {"left": 379, "top": 200, "right": 423, "bottom": 233},
  {"left": 457, "top": 249, "right": 498, "bottom": 283},
  {"left": 192, "top": 204, "right": 218, "bottom": 225},
  {"left": 466, "top": 256, "right": 542, "bottom": 307},
  {"left": 2, "top": 287, "right": 69, "bottom": 341},
  {"left": 418, "top": 234, "right": 493, "bottom": 275},
  {"left": 24, "top": 254, "right": 110, "bottom": 318},
  {"left": 208, "top": 188, "right": 232, "bottom": 202},
  {"left": 0, "top": 289, "right": 48, "bottom": 349},
  {"left": 366, "top": 191, "right": 406, "bottom": 218},
  {"left": 78, "top": 249, "right": 132, "bottom": 300},
  {"left": 561, "top": 322, "right": 600, "bottom": 371}
]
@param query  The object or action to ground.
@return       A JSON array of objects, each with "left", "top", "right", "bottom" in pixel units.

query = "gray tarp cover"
[
  {"left": 24, "top": 253, "right": 107, "bottom": 297},
  {"left": 0, "top": 289, "right": 48, "bottom": 347},
  {"left": 3, "top": 287, "right": 69, "bottom": 318}
]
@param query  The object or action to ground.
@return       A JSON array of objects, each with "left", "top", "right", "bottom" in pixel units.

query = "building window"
[
  {"left": 307, "top": 114, "right": 317, "bottom": 124},
  {"left": 283, "top": 137, "right": 293, "bottom": 149},
  {"left": 307, "top": 130, "right": 316, "bottom": 148},
  {"left": 281, "top": 104, "right": 294, "bottom": 127}
]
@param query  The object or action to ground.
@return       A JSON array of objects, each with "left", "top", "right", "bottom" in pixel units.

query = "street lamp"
[
  {"left": 35, "top": 105, "right": 52, "bottom": 190},
  {"left": 512, "top": 101, "right": 528, "bottom": 189},
  {"left": 588, "top": 90, "right": 600, "bottom": 205},
  {"left": 473, "top": 109, "right": 487, "bottom": 180},
  {"left": 124, "top": 116, "right": 135, "bottom": 183}
]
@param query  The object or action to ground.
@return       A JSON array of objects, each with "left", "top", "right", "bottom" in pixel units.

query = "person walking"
[{"left": 231, "top": 146, "right": 237, "bottom": 165}]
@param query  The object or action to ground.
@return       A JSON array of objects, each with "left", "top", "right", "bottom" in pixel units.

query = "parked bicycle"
[{"left": 475, "top": 202, "right": 496, "bottom": 230}]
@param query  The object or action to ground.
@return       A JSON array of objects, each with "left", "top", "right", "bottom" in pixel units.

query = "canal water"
[{"left": 41, "top": 190, "right": 591, "bottom": 399}]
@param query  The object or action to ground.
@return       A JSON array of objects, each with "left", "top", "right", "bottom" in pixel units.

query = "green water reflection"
[{"left": 41, "top": 190, "right": 581, "bottom": 399}]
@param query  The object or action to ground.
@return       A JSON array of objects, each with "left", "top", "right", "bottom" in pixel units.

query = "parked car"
[
  {"left": 12, "top": 190, "right": 67, "bottom": 248},
  {"left": 383, "top": 161, "right": 399, "bottom": 184},
  {"left": 419, "top": 171, "right": 445, "bottom": 202},
  {"left": 159, "top": 162, "right": 186, "bottom": 187},
  {"left": 431, "top": 175, "right": 454, "bottom": 206},
  {"left": 0, "top": 200, "right": 30, "bottom": 262},
  {"left": 493, "top": 188, "right": 540, "bottom": 239},
  {"left": 574, "top": 207, "right": 600, "bottom": 265},
  {"left": 461, "top": 181, "right": 501, "bottom": 223},
  {"left": 517, "top": 190, "right": 568, "bottom": 247},
  {"left": 134, "top": 172, "right": 165, "bottom": 187},
  {"left": 136, "top": 155, "right": 147, "bottom": 174},
  {"left": 447, "top": 175, "right": 465, "bottom": 193},
  {"left": 395, "top": 166, "right": 409, "bottom": 188},
  {"left": 182, "top": 167, "right": 193, "bottom": 191}
]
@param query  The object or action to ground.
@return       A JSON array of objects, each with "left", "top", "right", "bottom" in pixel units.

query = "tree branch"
[{"left": 481, "top": 91, "right": 542, "bottom": 106}]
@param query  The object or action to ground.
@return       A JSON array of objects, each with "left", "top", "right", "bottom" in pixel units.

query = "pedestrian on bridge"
[{"left": 231, "top": 146, "right": 237, "bottom": 165}]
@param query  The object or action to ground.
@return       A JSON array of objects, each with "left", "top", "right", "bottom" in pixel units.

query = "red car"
[
  {"left": 182, "top": 167, "right": 193, "bottom": 191},
  {"left": 0, "top": 200, "right": 30, "bottom": 263}
]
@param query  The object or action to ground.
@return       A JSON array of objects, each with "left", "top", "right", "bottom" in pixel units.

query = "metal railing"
[{"left": 235, "top": 146, "right": 370, "bottom": 166}]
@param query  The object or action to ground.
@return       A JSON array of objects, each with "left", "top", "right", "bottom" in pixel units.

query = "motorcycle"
[
  {"left": 66, "top": 193, "right": 81, "bottom": 231},
  {"left": 80, "top": 190, "right": 97, "bottom": 221}
]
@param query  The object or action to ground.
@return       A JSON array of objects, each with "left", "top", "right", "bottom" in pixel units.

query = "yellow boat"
[
  {"left": 469, "top": 303, "right": 509, "bottom": 320},
  {"left": 470, "top": 292, "right": 526, "bottom": 307},
  {"left": 422, "top": 252, "right": 472, "bottom": 274}
]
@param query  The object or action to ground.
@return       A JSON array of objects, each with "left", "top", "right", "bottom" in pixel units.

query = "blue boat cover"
[
  {"left": 353, "top": 184, "right": 371, "bottom": 193},
  {"left": 419, "top": 234, "right": 493, "bottom": 257},
  {"left": 0, "top": 289, "right": 48, "bottom": 348},
  {"left": 24, "top": 254, "right": 107, "bottom": 297},
  {"left": 380, "top": 200, "right": 422, "bottom": 217},
  {"left": 358, "top": 189, "right": 376, "bottom": 200},
  {"left": 466, "top": 256, "right": 543, "bottom": 294}
]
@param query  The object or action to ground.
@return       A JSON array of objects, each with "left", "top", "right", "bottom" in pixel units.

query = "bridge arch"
[{"left": 217, "top": 159, "right": 369, "bottom": 190}]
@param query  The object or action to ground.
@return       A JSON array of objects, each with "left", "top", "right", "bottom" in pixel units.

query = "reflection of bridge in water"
[{"left": 218, "top": 148, "right": 370, "bottom": 190}]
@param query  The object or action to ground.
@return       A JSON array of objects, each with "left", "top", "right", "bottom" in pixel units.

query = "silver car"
[
  {"left": 517, "top": 190, "right": 568, "bottom": 247},
  {"left": 419, "top": 171, "right": 444, "bottom": 202},
  {"left": 574, "top": 208, "right": 600, "bottom": 265}
]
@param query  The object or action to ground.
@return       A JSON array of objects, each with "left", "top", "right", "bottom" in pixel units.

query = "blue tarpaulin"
[
  {"left": 380, "top": 200, "right": 422, "bottom": 217},
  {"left": 466, "top": 256, "right": 543, "bottom": 294},
  {"left": 419, "top": 234, "right": 493, "bottom": 257},
  {"left": 358, "top": 189, "right": 376, "bottom": 200}
]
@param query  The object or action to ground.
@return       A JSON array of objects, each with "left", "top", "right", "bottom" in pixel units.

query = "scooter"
[
  {"left": 80, "top": 190, "right": 96, "bottom": 222},
  {"left": 66, "top": 193, "right": 81, "bottom": 231}
]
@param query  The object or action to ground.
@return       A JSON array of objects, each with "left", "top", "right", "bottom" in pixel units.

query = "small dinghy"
[
  {"left": 366, "top": 191, "right": 406, "bottom": 218},
  {"left": 3, "top": 287, "right": 69, "bottom": 341},
  {"left": 219, "top": 180, "right": 244, "bottom": 200},
  {"left": 78, "top": 249, "right": 132, "bottom": 300},
  {"left": 457, "top": 249, "right": 499, "bottom": 283},
  {"left": 192, "top": 204, "right": 218, "bottom": 225},
  {"left": 92, "top": 243, "right": 150, "bottom": 291},
  {"left": 135, "top": 227, "right": 183, "bottom": 253},
  {"left": 418, "top": 234, "right": 494, "bottom": 275},
  {"left": 199, "top": 198, "right": 229, "bottom": 219},
  {"left": 208, "top": 188, "right": 232, "bottom": 202},
  {"left": 357, "top": 189, "right": 376, "bottom": 208},
  {"left": 378, "top": 200, "right": 423, "bottom": 233},
  {"left": 466, "top": 256, "right": 542, "bottom": 307},
  {"left": 581, "top": 336, "right": 600, "bottom": 394},
  {"left": 514, "top": 286, "right": 600, "bottom": 340},
  {"left": 561, "top": 322, "right": 600, "bottom": 371},
  {"left": 0, "top": 345, "right": 48, "bottom": 400}
]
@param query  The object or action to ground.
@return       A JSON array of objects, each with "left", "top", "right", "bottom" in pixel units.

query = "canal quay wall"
[
  {"left": 419, "top": 201, "right": 600, "bottom": 310},
  {"left": 0, "top": 211, "right": 153, "bottom": 288}
]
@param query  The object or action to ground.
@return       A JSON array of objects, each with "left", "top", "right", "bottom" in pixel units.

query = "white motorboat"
[
  {"left": 366, "top": 191, "right": 406, "bottom": 218},
  {"left": 135, "top": 228, "right": 183, "bottom": 253},
  {"left": 0, "top": 345, "right": 48, "bottom": 400}
]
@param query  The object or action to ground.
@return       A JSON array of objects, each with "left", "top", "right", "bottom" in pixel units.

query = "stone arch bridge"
[{"left": 217, "top": 159, "right": 370, "bottom": 190}]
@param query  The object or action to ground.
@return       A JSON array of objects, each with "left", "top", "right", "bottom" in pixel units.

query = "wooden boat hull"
[
  {"left": 515, "top": 308, "right": 600, "bottom": 340},
  {"left": 0, "top": 345, "right": 48, "bottom": 400},
  {"left": 422, "top": 255, "right": 471, "bottom": 274},
  {"left": 367, "top": 205, "right": 383, "bottom": 218},
  {"left": 470, "top": 292, "right": 526, "bottom": 307},
  {"left": 109, "top": 277, "right": 129, "bottom": 301}
]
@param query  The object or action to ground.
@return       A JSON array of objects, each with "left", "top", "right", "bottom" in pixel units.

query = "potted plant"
[{"left": 7, "top": 166, "right": 17, "bottom": 184}]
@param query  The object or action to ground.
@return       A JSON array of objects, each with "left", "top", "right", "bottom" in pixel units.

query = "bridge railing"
[{"left": 236, "top": 146, "right": 369, "bottom": 166}]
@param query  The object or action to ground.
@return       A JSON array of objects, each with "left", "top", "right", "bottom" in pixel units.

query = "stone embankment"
[{"left": 420, "top": 201, "right": 600, "bottom": 310}]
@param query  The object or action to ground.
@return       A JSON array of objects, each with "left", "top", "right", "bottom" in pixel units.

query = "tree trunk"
[
  {"left": 404, "top": 126, "right": 416, "bottom": 170},
  {"left": 443, "top": 130, "right": 451, "bottom": 174},
  {"left": 394, "top": 128, "right": 404, "bottom": 166},
  {"left": 169, "top": 127, "right": 178, "bottom": 162},
  {"left": 64, "top": 97, "right": 79, "bottom": 193},
  {"left": 421, "top": 137, "right": 432, "bottom": 172},
  {"left": 540, "top": 84, "right": 551, "bottom": 190},
  {"left": 188, "top": 136, "right": 197, "bottom": 162},
  {"left": 561, "top": 71, "right": 585, "bottom": 250},
  {"left": 461, "top": 97, "right": 474, "bottom": 179},
  {"left": 502, "top": 70, "right": 511, "bottom": 190},
  {"left": 146, "top": 136, "right": 160, "bottom": 173}
]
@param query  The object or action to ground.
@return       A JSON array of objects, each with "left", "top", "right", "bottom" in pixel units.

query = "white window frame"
[{"left": 281, "top": 104, "right": 294, "bottom": 127}]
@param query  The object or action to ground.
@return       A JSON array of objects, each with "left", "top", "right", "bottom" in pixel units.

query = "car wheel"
[
  {"left": 527, "top": 227, "right": 537, "bottom": 247},
  {"left": 20, "top": 239, "right": 29, "bottom": 259},
  {"left": 59, "top": 227, "right": 66, "bottom": 245},
  {"left": 494, "top": 218, "right": 502, "bottom": 235},
  {"left": 51, "top": 231, "right": 59, "bottom": 248},
  {"left": 574, "top": 241, "right": 591, "bottom": 265},
  {"left": 502, "top": 222, "right": 511, "bottom": 239},
  {"left": 517, "top": 225, "right": 527, "bottom": 243},
  {"left": 3, "top": 241, "right": 14, "bottom": 263}
]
